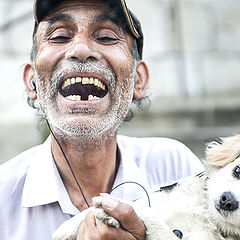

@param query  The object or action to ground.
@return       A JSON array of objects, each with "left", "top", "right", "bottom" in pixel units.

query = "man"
[{"left": 0, "top": 0, "right": 205, "bottom": 239}]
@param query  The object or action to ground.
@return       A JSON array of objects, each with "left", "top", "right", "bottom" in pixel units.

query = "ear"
[
  {"left": 133, "top": 61, "right": 149, "bottom": 99},
  {"left": 23, "top": 63, "right": 37, "bottom": 100}
]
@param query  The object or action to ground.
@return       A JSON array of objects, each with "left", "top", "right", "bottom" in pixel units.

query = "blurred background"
[{"left": 1, "top": 0, "right": 240, "bottom": 164}]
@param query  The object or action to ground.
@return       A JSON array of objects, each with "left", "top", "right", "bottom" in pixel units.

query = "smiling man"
[{"left": 0, "top": 0, "right": 205, "bottom": 239}]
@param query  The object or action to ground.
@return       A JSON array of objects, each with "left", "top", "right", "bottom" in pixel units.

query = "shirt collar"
[
  {"left": 21, "top": 135, "right": 148, "bottom": 212},
  {"left": 111, "top": 136, "right": 150, "bottom": 202},
  {"left": 21, "top": 137, "right": 79, "bottom": 215}
]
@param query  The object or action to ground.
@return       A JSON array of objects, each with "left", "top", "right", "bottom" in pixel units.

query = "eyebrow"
[
  {"left": 43, "top": 13, "right": 74, "bottom": 36},
  {"left": 93, "top": 13, "right": 123, "bottom": 27},
  {"left": 43, "top": 12, "right": 126, "bottom": 37},
  {"left": 45, "top": 13, "right": 74, "bottom": 25}
]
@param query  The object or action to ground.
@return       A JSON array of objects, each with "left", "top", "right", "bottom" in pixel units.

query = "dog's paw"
[
  {"left": 92, "top": 195, "right": 121, "bottom": 229},
  {"left": 92, "top": 207, "right": 121, "bottom": 228},
  {"left": 52, "top": 213, "right": 86, "bottom": 240}
]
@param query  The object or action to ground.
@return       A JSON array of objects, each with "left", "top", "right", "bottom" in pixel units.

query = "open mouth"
[{"left": 59, "top": 76, "right": 108, "bottom": 101}]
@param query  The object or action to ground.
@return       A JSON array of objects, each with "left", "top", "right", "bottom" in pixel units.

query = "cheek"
[
  {"left": 103, "top": 47, "right": 135, "bottom": 81},
  {"left": 35, "top": 44, "right": 65, "bottom": 73}
]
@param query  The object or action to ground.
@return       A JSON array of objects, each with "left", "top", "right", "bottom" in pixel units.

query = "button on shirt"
[{"left": 0, "top": 135, "right": 204, "bottom": 240}]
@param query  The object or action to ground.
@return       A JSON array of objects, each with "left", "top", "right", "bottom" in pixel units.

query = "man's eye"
[
  {"left": 233, "top": 165, "right": 240, "bottom": 179},
  {"left": 49, "top": 36, "right": 71, "bottom": 43},
  {"left": 97, "top": 36, "right": 118, "bottom": 43}
]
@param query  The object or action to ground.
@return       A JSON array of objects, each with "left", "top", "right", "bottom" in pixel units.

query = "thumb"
[{"left": 101, "top": 196, "right": 146, "bottom": 240}]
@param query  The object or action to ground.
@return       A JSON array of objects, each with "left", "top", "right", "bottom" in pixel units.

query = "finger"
[
  {"left": 95, "top": 217, "right": 137, "bottom": 240},
  {"left": 77, "top": 219, "right": 85, "bottom": 240},
  {"left": 77, "top": 212, "right": 97, "bottom": 240},
  {"left": 78, "top": 211, "right": 136, "bottom": 240},
  {"left": 101, "top": 197, "right": 146, "bottom": 240}
]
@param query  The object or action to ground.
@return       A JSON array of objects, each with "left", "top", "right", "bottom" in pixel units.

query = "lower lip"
[{"left": 58, "top": 92, "right": 108, "bottom": 108}]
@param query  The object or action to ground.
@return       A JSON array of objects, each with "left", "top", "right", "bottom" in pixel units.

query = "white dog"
[{"left": 52, "top": 135, "right": 240, "bottom": 240}]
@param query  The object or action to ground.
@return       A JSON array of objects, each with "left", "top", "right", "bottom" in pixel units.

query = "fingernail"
[{"left": 102, "top": 198, "right": 118, "bottom": 209}]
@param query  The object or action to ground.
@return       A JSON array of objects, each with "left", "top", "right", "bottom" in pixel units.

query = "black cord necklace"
[
  {"left": 46, "top": 119, "right": 121, "bottom": 208},
  {"left": 46, "top": 120, "right": 90, "bottom": 208}
]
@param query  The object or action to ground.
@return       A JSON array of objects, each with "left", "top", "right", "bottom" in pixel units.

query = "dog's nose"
[{"left": 219, "top": 192, "right": 239, "bottom": 211}]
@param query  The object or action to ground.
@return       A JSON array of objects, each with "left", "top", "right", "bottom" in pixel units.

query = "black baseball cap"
[{"left": 33, "top": 0, "right": 144, "bottom": 59}]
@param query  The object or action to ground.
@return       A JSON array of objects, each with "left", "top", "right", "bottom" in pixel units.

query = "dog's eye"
[
  {"left": 173, "top": 229, "right": 183, "bottom": 239},
  {"left": 233, "top": 165, "right": 240, "bottom": 179}
]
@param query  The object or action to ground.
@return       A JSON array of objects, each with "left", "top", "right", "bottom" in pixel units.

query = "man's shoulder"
[
  {"left": 117, "top": 135, "right": 191, "bottom": 156},
  {"left": 0, "top": 144, "right": 43, "bottom": 187},
  {"left": 117, "top": 135, "right": 203, "bottom": 171},
  {"left": 117, "top": 135, "right": 204, "bottom": 187}
]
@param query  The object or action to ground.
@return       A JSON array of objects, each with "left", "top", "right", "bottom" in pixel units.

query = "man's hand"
[{"left": 77, "top": 196, "right": 146, "bottom": 240}]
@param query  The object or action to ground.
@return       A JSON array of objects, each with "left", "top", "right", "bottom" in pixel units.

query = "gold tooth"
[
  {"left": 94, "top": 78, "right": 99, "bottom": 87},
  {"left": 76, "top": 77, "right": 82, "bottom": 83},
  {"left": 82, "top": 77, "right": 89, "bottom": 84},
  {"left": 62, "top": 78, "right": 71, "bottom": 90}
]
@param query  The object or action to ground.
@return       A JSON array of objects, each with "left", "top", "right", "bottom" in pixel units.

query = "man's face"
[{"left": 33, "top": 0, "right": 137, "bottom": 144}]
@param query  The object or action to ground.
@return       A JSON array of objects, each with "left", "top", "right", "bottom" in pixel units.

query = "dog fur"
[{"left": 52, "top": 135, "right": 240, "bottom": 240}]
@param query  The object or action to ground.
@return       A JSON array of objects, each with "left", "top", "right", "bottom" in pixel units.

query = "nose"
[
  {"left": 65, "top": 36, "right": 102, "bottom": 62},
  {"left": 219, "top": 192, "right": 239, "bottom": 211}
]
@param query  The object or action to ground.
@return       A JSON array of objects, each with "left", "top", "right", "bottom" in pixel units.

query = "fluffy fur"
[{"left": 52, "top": 135, "right": 240, "bottom": 240}]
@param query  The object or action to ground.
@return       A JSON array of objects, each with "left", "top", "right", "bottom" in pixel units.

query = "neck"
[{"left": 51, "top": 132, "right": 119, "bottom": 211}]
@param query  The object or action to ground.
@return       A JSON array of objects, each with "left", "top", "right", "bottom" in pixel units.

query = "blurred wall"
[{"left": 1, "top": 0, "right": 240, "bottom": 164}]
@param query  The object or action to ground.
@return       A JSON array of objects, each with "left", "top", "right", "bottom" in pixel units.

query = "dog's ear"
[{"left": 206, "top": 135, "right": 240, "bottom": 168}]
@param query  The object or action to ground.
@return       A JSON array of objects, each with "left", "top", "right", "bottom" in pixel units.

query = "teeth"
[
  {"left": 94, "top": 78, "right": 99, "bottom": 87},
  {"left": 62, "top": 77, "right": 106, "bottom": 91},
  {"left": 88, "top": 95, "right": 101, "bottom": 100},
  {"left": 76, "top": 77, "right": 82, "bottom": 83},
  {"left": 71, "top": 78, "right": 76, "bottom": 84},
  {"left": 66, "top": 94, "right": 101, "bottom": 101},
  {"left": 62, "top": 78, "right": 71, "bottom": 90},
  {"left": 66, "top": 95, "right": 81, "bottom": 101},
  {"left": 82, "top": 77, "right": 89, "bottom": 84}
]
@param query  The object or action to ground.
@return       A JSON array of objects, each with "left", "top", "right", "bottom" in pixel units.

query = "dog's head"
[{"left": 206, "top": 135, "right": 240, "bottom": 237}]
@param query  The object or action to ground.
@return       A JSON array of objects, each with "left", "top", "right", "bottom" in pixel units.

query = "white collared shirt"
[{"left": 0, "top": 135, "right": 204, "bottom": 240}]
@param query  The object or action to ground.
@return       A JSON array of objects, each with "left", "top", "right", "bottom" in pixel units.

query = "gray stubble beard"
[{"left": 34, "top": 61, "right": 136, "bottom": 149}]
